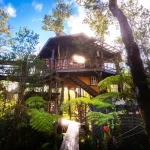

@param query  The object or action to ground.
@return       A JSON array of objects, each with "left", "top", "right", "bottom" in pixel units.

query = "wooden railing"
[
  {"left": 0, "top": 64, "right": 44, "bottom": 78},
  {"left": 54, "top": 57, "right": 102, "bottom": 69},
  {"left": 0, "top": 58, "right": 116, "bottom": 79},
  {"left": 52, "top": 58, "right": 116, "bottom": 72}
]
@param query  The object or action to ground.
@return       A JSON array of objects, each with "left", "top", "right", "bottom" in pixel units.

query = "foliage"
[
  {"left": 0, "top": 95, "right": 60, "bottom": 149},
  {"left": 0, "top": 113, "right": 60, "bottom": 150},
  {"left": 42, "top": 0, "right": 71, "bottom": 33},
  {"left": 82, "top": 2, "right": 112, "bottom": 37},
  {"left": 119, "top": 0, "right": 150, "bottom": 63},
  {"left": 79, "top": 125, "right": 97, "bottom": 150},
  {"left": 28, "top": 108, "right": 59, "bottom": 134},
  {"left": 9, "top": 27, "right": 39, "bottom": 103},
  {"left": 25, "top": 96, "right": 45, "bottom": 108},
  {"left": 0, "top": 7, "right": 11, "bottom": 49},
  {"left": 93, "top": 92, "right": 120, "bottom": 103},
  {"left": 76, "top": 0, "right": 114, "bottom": 38},
  {"left": 87, "top": 111, "right": 122, "bottom": 128},
  {"left": 97, "top": 74, "right": 136, "bottom": 101},
  {"left": 25, "top": 96, "right": 59, "bottom": 135},
  {"left": 0, "top": 99, "right": 16, "bottom": 116},
  {"left": 77, "top": 0, "right": 150, "bottom": 64},
  {"left": 11, "top": 27, "right": 39, "bottom": 59},
  {"left": 0, "top": 81, "right": 16, "bottom": 117},
  {"left": 61, "top": 97, "right": 112, "bottom": 111},
  {"left": 98, "top": 74, "right": 133, "bottom": 90},
  {"left": 26, "top": 56, "right": 45, "bottom": 89}
]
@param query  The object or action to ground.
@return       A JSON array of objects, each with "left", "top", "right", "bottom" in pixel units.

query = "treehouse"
[
  {"left": 39, "top": 32, "right": 121, "bottom": 114},
  {"left": 39, "top": 33, "right": 149, "bottom": 149}
]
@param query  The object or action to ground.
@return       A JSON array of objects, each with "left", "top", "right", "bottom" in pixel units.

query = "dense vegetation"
[{"left": 1, "top": 0, "right": 150, "bottom": 149}]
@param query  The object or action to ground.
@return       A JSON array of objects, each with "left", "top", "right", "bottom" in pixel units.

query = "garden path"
[{"left": 60, "top": 121, "right": 80, "bottom": 150}]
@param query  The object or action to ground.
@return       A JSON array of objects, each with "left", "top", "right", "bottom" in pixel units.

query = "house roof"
[{"left": 39, "top": 32, "right": 121, "bottom": 59}]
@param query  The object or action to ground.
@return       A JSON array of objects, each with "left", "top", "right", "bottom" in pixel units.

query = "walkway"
[{"left": 60, "top": 121, "right": 80, "bottom": 150}]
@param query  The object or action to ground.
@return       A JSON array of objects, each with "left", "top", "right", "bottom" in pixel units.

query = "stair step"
[{"left": 68, "top": 76, "right": 99, "bottom": 97}]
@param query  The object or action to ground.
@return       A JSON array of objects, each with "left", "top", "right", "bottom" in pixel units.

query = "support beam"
[
  {"left": 68, "top": 87, "right": 71, "bottom": 120},
  {"left": 60, "top": 81, "right": 64, "bottom": 115}
]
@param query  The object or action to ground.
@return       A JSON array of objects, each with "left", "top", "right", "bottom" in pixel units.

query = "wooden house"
[
  {"left": 39, "top": 33, "right": 121, "bottom": 114},
  {"left": 39, "top": 33, "right": 149, "bottom": 149}
]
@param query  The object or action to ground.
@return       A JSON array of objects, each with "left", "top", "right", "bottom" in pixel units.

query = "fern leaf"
[
  {"left": 29, "top": 108, "right": 59, "bottom": 134},
  {"left": 98, "top": 74, "right": 133, "bottom": 90},
  {"left": 87, "top": 111, "right": 123, "bottom": 126},
  {"left": 25, "top": 96, "right": 45, "bottom": 108}
]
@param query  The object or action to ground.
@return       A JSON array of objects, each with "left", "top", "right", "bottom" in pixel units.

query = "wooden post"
[
  {"left": 74, "top": 90, "right": 77, "bottom": 98},
  {"left": 55, "top": 81, "right": 58, "bottom": 115},
  {"left": 68, "top": 87, "right": 71, "bottom": 120},
  {"left": 115, "top": 61, "right": 122, "bottom": 92},
  {"left": 51, "top": 49, "right": 55, "bottom": 70},
  {"left": 60, "top": 81, "right": 64, "bottom": 115}
]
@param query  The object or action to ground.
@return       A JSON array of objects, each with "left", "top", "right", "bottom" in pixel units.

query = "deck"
[
  {"left": 0, "top": 58, "right": 116, "bottom": 81},
  {"left": 47, "top": 58, "right": 116, "bottom": 74}
]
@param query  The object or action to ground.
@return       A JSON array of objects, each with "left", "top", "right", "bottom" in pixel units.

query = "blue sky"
[
  {"left": 0, "top": 0, "right": 88, "bottom": 52},
  {"left": 0, "top": 0, "right": 149, "bottom": 52},
  {"left": 0, "top": 0, "right": 59, "bottom": 51}
]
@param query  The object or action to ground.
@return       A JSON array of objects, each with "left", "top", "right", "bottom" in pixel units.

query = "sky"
[
  {"left": 0, "top": 0, "right": 94, "bottom": 53},
  {"left": 0, "top": 0, "right": 149, "bottom": 53}
]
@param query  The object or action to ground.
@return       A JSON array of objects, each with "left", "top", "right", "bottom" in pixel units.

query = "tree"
[
  {"left": 5, "top": 27, "right": 40, "bottom": 146},
  {"left": 109, "top": 0, "right": 150, "bottom": 137},
  {"left": 61, "top": 97, "right": 112, "bottom": 123},
  {"left": 25, "top": 96, "right": 59, "bottom": 134},
  {"left": 0, "top": 81, "right": 16, "bottom": 117},
  {"left": 11, "top": 27, "right": 39, "bottom": 103},
  {"left": 119, "top": 0, "right": 150, "bottom": 64},
  {"left": 0, "top": 7, "right": 11, "bottom": 49},
  {"left": 97, "top": 73, "right": 135, "bottom": 102},
  {"left": 42, "top": 0, "right": 71, "bottom": 34},
  {"left": 76, "top": 0, "right": 150, "bottom": 137},
  {"left": 0, "top": 95, "right": 60, "bottom": 149}
]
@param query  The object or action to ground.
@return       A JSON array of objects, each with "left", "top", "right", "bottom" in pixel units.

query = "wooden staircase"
[{"left": 67, "top": 75, "right": 99, "bottom": 97}]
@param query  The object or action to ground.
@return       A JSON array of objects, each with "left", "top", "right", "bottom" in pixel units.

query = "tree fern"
[
  {"left": 61, "top": 97, "right": 112, "bottom": 111},
  {"left": 87, "top": 111, "right": 122, "bottom": 127},
  {"left": 93, "top": 91, "right": 135, "bottom": 103},
  {"left": 29, "top": 108, "right": 59, "bottom": 134},
  {"left": 25, "top": 96, "right": 45, "bottom": 109},
  {"left": 98, "top": 74, "right": 134, "bottom": 91},
  {"left": 98, "top": 74, "right": 136, "bottom": 102}
]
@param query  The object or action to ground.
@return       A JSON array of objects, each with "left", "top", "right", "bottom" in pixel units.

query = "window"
[{"left": 91, "top": 76, "right": 97, "bottom": 85}]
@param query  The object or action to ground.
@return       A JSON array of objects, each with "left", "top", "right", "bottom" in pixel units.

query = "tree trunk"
[{"left": 109, "top": 0, "right": 150, "bottom": 137}]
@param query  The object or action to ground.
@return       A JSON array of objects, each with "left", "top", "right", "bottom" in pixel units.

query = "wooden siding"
[
  {"left": 77, "top": 76, "right": 90, "bottom": 85},
  {"left": 61, "top": 76, "right": 99, "bottom": 94},
  {"left": 78, "top": 76, "right": 99, "bottom": 93},
  {"left": 90, "top": 86, "right": 99, "bottom": 93}
]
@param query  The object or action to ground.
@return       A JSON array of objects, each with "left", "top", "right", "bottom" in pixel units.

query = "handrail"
[
  {"left": 53, "top": 58, "right": 116, "bottom": 72},
  {"left": 0, "top": 58, "right": 117, "bottom": 78}
]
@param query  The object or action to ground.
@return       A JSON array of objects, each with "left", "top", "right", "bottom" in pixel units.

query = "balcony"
[{"left": 45, "top": 57, "right": 116, "bottom": 74}]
